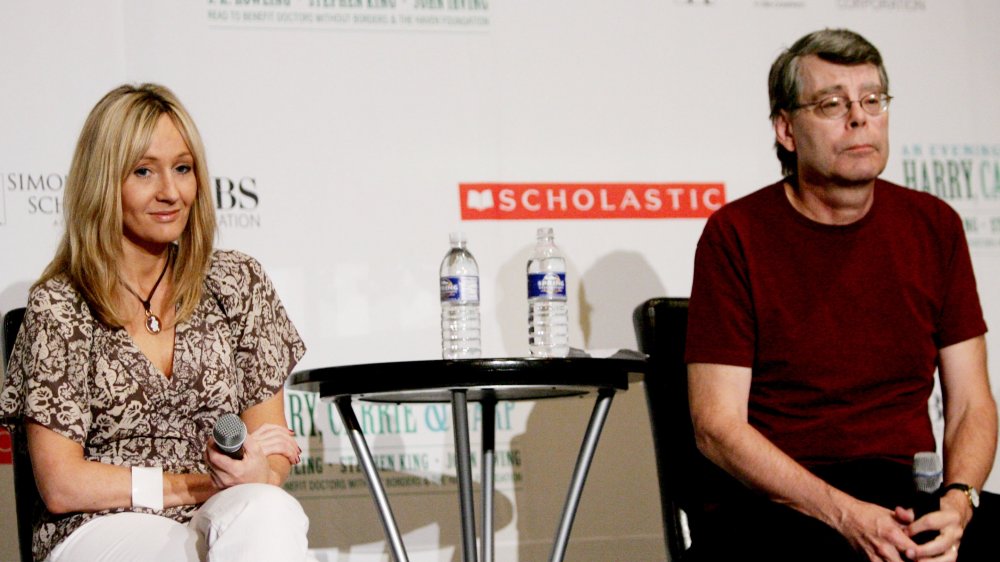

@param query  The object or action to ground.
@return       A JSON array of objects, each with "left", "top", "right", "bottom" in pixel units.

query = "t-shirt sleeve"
[
  {"left": 0, "top": 283, "right": 92, "bottom": 445},
  {"left": 685, "top": 212, "right": 757, "bottom": 368},
  {"left": 210, "top": 251, "right": 306, "bottom": 411},
  {"left": 935, "top": 209, "right": 987, "bottom": 348}
]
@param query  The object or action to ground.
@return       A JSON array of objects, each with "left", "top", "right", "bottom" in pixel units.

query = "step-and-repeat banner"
[{"left": 2, "top": 1, "right": 999, "bottom": 560}]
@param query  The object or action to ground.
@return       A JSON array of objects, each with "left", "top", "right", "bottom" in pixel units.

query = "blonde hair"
[{"left": 38, "top": 83, "right": 216, "bottom": 326}]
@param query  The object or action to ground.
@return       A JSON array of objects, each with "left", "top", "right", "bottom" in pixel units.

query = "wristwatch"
[{"left": 940, "top": 483, "right": 980, "bottom": 510}]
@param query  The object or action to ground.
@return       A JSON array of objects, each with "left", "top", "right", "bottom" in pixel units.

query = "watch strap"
[{"left": 939, "top": 483, "right": 978, "bottom": 510}]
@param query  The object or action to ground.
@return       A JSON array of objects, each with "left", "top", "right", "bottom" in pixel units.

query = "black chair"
[
  {"left": 3, "top": 307, "right": 36, "bottom": 562},
  {"left": 632, "top": 297, "right": 740, "bottom": 562}
]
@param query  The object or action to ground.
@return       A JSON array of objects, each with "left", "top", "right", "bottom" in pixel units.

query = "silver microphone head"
[
  {"left": 913, "top": 451, "right": 943, "bottom": 494},
  {"left": 214, "top": 413, "right": 247, "bottom": 455}
]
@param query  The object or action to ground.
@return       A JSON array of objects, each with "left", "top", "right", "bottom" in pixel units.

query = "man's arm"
[
  {"left": 907, "top": 335, "right": 997, "bottom": 560},
  {"left": 688, "top": 362, "right": 920, "bottom": 562},
  {"left": 940, "top": 335, "right": 997, "bottom": 516}
]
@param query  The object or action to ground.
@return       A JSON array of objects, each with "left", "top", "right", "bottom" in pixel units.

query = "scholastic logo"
[{"left": 459, "top": 183, "right": 726, "bottom": 220}]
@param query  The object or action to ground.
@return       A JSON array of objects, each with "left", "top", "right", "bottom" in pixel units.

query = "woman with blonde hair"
[{"left": 0, "top": 83, "right": 311, "bottom": 561}]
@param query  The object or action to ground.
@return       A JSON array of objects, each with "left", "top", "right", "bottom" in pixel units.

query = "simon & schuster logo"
[
  {"left": 460, "top": 183, "right": 725, "bottom": 220},
  {"left": 2, "top": 171, "right": 68, "bottom": 225}
]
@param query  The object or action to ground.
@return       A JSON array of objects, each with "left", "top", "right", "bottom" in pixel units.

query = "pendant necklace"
[{"left": 121, "top": 250, "right": 172, "bottom": 335}]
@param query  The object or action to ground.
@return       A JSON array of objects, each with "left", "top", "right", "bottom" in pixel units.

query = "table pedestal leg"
[
  {"left": 549, "top": 389, "right": 616, "bottom": 562},
  {"left": 451, "top": 390, "right": 479, "bottom": 562},
  {"left": 335, "top": 396, "right": 409, "bottom": 562},
  {"left": 481, "top": 396, "right": 497, "bottom": 562}
]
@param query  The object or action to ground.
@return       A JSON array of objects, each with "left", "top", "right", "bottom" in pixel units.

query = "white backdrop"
[{"left": 2, "top": 1, "right": 999, "bottom": 560}]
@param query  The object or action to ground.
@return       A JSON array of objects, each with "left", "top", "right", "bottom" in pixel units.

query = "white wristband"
[{"left": 131, "top": 466, "right": 164, "bottom": 510}]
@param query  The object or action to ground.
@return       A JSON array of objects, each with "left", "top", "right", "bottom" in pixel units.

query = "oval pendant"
[{"left": 145, "top": 313, "right": 162, "bottom": 334}]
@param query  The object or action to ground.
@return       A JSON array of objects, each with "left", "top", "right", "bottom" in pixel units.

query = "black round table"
[{"left": 290, "top": 357, "right": 644, "bottom": 562}]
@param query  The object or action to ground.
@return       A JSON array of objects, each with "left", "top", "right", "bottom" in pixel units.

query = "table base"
[{"left": 334, "top": 388, "right": 617, "bottom": 562}]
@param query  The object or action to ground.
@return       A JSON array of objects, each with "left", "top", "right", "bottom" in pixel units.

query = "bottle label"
[
  {"left": 528, "top": 272, "right": 566, "bottom": 299},
  {"left": 441, "top": 276, "right": 480, "bottom": 303}
]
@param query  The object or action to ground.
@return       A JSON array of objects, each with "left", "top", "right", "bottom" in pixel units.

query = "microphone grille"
[
  {"left": 913, "top": 451, "right": 943, "bottom": 493},
  {"left": 214, "top": 413, "right": 247, "bottom": 453}
]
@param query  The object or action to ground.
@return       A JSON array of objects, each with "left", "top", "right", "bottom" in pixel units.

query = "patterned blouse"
[{"left": 0, "top": 250, "right": 306, "bottom": 561}]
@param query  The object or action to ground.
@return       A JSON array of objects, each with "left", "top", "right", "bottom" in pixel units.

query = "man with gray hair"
[{"left": 685, "top": 28, "right": 996, "bottom": 561}]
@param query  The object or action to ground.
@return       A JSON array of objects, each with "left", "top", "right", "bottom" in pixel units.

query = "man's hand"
[
  {"left": 835, "top": 498, "right": 919, "bottom": 562},
  {"left": 896, "top": 490, "right": 969, "bottom": 562}
]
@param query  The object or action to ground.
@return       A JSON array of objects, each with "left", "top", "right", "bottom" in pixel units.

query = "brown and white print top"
[{"left": 0, "top": 249, "right": 306, "bottom": 561}]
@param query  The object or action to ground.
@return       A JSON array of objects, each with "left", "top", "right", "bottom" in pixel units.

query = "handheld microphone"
[
  {"left": 213, "top": 413, "right": 247, "bottom": 460},
  {"left": 911, "top": 451, "right": 942, "bottom": 544}
]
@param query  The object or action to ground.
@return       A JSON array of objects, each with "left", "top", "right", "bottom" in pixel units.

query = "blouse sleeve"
[
  {"left": 0, "top": 280, "right": 93, "bottom": 445},
  {"left": 207, "top": 251, "right": 306, "bottom": 412}
]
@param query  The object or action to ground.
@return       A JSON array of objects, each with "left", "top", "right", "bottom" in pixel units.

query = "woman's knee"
[
  {"left": 195, "top": 483, "right": 308, "bottom": 529},
  {"left": 191, "top": 484, "right": 310, "bottom": 560},
  {"left": 230, "top": 483, "right": 304, "bottom": 516}
]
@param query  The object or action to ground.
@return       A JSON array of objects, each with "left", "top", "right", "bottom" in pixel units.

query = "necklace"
[{"left": 121, "top": 251, "right": 172, "bottom": 335}]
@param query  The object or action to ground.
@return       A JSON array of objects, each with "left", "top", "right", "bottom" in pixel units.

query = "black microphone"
[
  {"left": 911, "top": 451, "right": 942, "bottom": 545},
  {"left": 213, "top": 413, "right": 247, "bottom": 460}
]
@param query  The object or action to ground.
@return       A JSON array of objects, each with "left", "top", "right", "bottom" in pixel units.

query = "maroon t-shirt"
[{"left": 685, "top": 179, "right": 986, "bottom": 467}]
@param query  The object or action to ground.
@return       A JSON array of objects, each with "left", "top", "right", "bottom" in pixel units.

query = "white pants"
[{"left": 48, "top": 484, "right": 312, "bottom": 562}]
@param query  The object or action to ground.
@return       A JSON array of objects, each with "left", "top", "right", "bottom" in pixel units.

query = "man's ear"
[{"left": 774, "top": 112, "right": 796, "bottom": 153}]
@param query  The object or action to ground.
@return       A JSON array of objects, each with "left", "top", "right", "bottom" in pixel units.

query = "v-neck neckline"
[{"left": 119, "top": 319, "right": 185, "bottom": 385}]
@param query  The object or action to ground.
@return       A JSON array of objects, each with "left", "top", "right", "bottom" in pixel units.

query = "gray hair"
[{"left": 768, "top": 29, "right": 889, "bottom": 177}]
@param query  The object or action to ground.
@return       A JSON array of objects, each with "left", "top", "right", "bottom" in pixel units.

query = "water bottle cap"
[
  {"left": 536, "top": 227, "right": 553, "bottom": 240},
  {"left": 449, "top": 232, "right": 467, "bottom": 246}
]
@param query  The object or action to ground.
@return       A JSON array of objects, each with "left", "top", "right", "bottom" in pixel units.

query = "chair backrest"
[
  {"left": 2, "top": 307, "right": 24, "bottom": 371},
  {"left": 633, "top": 297, "right": 740, "bottom": 561},
  {"left": 3, "top": 307, "right": 36, "bottom": 562}
]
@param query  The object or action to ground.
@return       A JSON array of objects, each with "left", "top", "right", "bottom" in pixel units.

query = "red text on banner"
[{"left": 459, "top": 183, "right": 725, "bottom": 220}]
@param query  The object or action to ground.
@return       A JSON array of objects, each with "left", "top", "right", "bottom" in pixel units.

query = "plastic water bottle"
[
  {"left": 527, "top": 227, "right": 569, "bottom": 357},
  {"left": 440, "top": 232, "right": 481, "bottom": 359}
]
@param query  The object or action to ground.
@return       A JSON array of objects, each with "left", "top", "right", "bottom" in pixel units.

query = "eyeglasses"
[{"left": 792, "top": 93, "right": 893, "bottom": 119}]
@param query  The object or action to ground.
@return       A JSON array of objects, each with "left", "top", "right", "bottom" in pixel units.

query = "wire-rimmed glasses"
[{"left": 792, "top": 93, "right": 893, "bottom": 119}]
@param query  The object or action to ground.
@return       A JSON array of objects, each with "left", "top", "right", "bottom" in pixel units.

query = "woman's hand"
[
  {"left": 205, "top": 423, "right": 301, "bottom": 489},
  {"left": 249, "top": 423, "right": 302, "bottom": 463}
]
